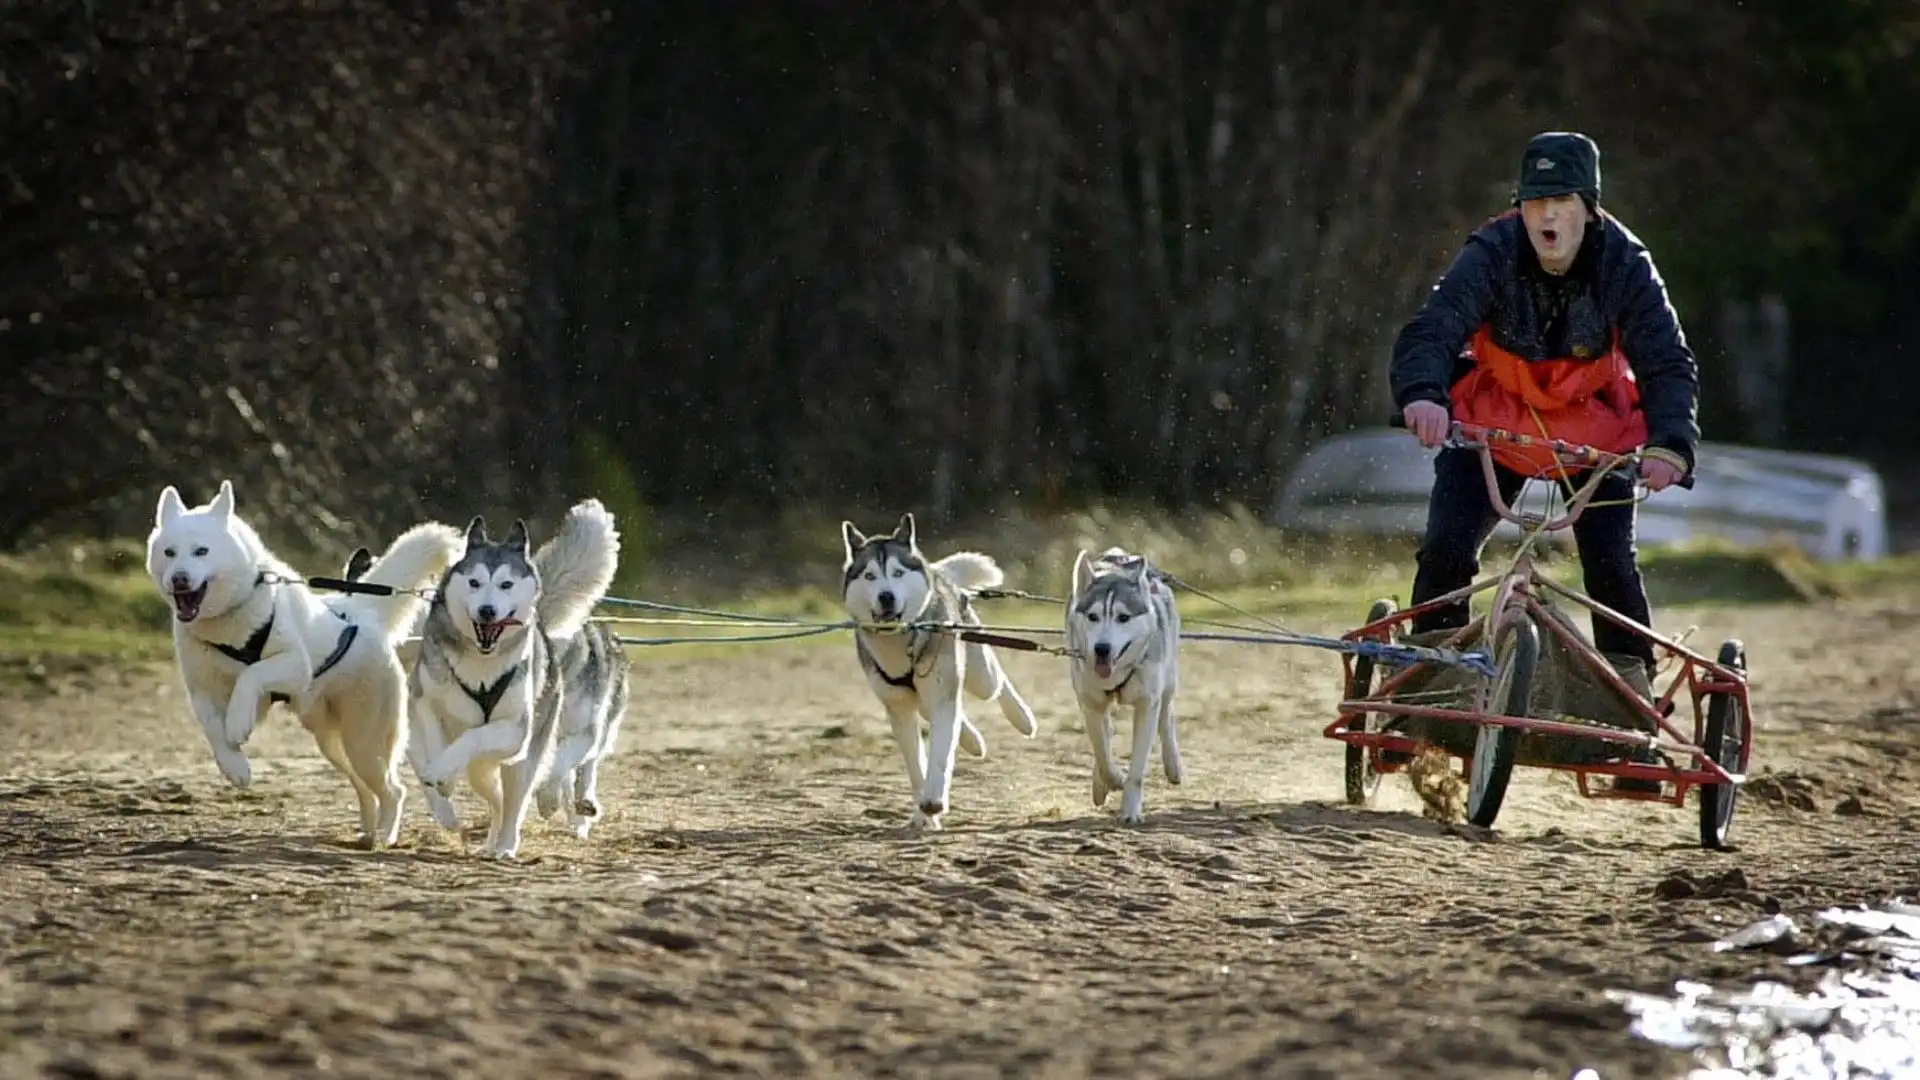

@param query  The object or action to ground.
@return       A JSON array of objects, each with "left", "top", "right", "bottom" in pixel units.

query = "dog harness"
[
  {"left": 857, "top": 585, "right": 971, "bottom": 689},
  {"left": 858, "top": 633, "right": 927, "bottom": 689},
  {"left": 1100, "top": 666, "right": 1138, "bottom": 698},
  {"left": 207, "top": 571, "right": 359, "bottom": 704},
  {"left": 456, "top": 664, "right": 520, "bottom": 722}
]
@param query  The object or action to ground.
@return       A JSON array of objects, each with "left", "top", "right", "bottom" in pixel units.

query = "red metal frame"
[{"left": 1324, "top": 422, "right": 1753, "bottom": 806}]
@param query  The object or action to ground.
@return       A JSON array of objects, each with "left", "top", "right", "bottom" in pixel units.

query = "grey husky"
[
  {"left": 403, "top": 499, "right": 629, "bottom": 858},
  {"left": 840, "top": 513, "right": 1039, "bottom": 831},
  {"left": 1065, "top": 547, "right": 1184, "bottom": 825}
]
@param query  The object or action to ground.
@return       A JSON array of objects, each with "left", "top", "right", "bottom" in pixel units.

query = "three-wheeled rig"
[{"left": 1326, "top": 421, "right": 1752, "bottom": 850}]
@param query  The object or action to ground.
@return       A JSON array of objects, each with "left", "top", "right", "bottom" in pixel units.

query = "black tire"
[
  {"left": 1465, "top": 614, "right": 1538, "bottom": 829},
  {"left": 1697, "top": 639, "right": 1748, "bottom": 850},
  {"left": 1343, "top": 598, "right": 1397, "bottom": 806}
]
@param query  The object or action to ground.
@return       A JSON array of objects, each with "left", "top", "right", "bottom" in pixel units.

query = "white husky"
[
  {"left": 840, "top": 513, "right": 1038, "bottom": 830},
  {"left": 145, "top": 480, "right": 463, "bottom": 847},
  {"left": 1065, "top": 547, "right": 1184, "bottom": 825}
]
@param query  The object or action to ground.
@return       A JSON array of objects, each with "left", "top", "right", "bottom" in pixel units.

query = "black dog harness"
[
  {"left": 858, "top": 630, "right": 932, "bottom": 690},
  {"left": 456, "top": 664, "right": 520, "bottom": 723},
  {"left": 207, "top": 572, "right": 359, "bottom": 704}
]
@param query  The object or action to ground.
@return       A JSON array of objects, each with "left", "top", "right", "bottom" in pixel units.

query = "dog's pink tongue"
[{"left": 1095, "top": 660, "right": 1113, "bottom": 679}]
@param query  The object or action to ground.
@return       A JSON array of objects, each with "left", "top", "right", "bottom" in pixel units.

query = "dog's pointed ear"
[
  {"left": 209, "top": 479, "right": 235, "bottom": 519},
  {"left": 343, "top": 546, "right": 374, "bottom": 581},
  {"left": 840, "top": 521, "right": 865, "bottom": 564},
  {"left": 156, "top": 485, "right": 185, "bottom": 526},
  {"left": 1070, "top": 549, "right": 1093, "bottom": 597},
  {"left": 896, "top": 512, "right": 917, "bottom": 550},
  {"left": 464, "top": 516, "right": 489, "bottom": 550},
  {"left": 505, "top": 519, "right": 530, "bottom": 554},
  {"left": 1136, "top": 552, "right": 1165, "bottom": 595}
]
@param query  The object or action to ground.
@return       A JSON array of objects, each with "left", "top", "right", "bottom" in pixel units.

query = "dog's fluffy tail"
[
  {"left": 932, "top": 551, "right": 1004, "bottom": 592},
  {"left": 534, "top": 498, "right": 622, "bottom": 640},
  {"left": 350, "top": 521, "right": 466, "bottom": 640}
]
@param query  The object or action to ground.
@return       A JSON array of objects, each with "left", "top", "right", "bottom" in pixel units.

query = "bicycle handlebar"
[{"left": 1386, "top": 413, "right": 1696, "bottom": 491}]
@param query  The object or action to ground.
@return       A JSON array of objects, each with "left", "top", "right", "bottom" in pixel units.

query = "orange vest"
[{"left": 1448, "top": 324, "right": 1648, "bottom": 477}]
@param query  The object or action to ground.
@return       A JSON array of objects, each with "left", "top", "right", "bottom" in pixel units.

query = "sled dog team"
[{"left": 146, "top": 482, "right": 1184, "bottom": 858}]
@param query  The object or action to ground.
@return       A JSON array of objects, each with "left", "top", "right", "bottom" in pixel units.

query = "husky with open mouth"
[
  {"left": 143, "top": 480, "right": 463, "bottom": 847},
  {"left": 1064, "top": 547, "right": 1184, "bottom": 825},
  {"left": 405, "top": 500, "right": 624, "bottom": 859}
]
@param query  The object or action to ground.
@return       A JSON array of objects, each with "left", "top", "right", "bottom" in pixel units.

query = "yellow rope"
[{"left": 1475, "top": 401, "right": 1643, "bottom": 617}]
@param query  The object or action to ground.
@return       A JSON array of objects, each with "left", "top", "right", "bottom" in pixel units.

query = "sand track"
[{"left": 3, "top": 596, "right": 1918, "bottom": 1079}]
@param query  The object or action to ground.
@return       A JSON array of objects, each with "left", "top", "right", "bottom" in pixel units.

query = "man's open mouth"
[
  {"left": 1541, "top": 228, "right": 1559, "bottom": 245},
  {"left": 171, "top": 583, "right": 208, "bottom": 622},
  {"left": 473, "top": 620, "right": 511, "bottom": 652}
]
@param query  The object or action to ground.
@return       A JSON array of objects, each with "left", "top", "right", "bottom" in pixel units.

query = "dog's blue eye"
[{"left": 891, "top": 568, "right": 904, "bottom": 578}]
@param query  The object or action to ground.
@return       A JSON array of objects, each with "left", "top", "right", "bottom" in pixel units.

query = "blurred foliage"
[{"left": 1, "top": 0, "right": 1912, "bottom": 562}]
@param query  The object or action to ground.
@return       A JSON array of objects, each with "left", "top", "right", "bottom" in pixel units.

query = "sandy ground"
[{"left": 3, "top": 591, "right": 1919, "bottom": 1080}]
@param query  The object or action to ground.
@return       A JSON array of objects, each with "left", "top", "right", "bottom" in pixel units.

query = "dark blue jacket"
[{"left": 1388, "top": 210, "right": 1701, "bottom": 469}]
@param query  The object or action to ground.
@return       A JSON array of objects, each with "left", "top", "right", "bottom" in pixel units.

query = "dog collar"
[{"left": 1103, "top": 666, "right": 1138, "bottom": 697}]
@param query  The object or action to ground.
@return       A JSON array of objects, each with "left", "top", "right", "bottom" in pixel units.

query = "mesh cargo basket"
[{"left": 1375, "top": 599, "right": 1657, "bottom": 767}]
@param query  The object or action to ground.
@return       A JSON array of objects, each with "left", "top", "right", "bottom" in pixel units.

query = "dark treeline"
[{"left": 3, "top": 0, "right": 1914, "bottom": 554}]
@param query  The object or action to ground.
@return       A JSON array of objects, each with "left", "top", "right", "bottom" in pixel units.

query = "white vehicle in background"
[{"left": 1273, "top": 427, "right": 1888, "bottom": 563}]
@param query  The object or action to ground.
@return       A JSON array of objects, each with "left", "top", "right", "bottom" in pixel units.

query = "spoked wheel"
[
  {"left": 1343, "top": 598, "right": 1397, "bottom": 806},
  {"left": 1465, "top": 614, "right": 1539, "bottom": 829},
  {"left": 1697, "top": 639, "right": 1748, "bottom": 851}
]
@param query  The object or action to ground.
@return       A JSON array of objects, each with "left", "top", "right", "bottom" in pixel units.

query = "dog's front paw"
[
  {"left": 1118, "top": 788, "right": 1147, "bottom": 826},
  {"left": 573, "top": 796, "right": 601, "bottom": 820},
  {"left": 908, "top": 806, "right": 943, "bottom": 832},
  {"left": 1091, "top": 770, "right": 1112, "bottom": 808},
  {"left": 959, "top": 721, "right": 987, "bottom": 759},
  {"left": 223, "top": 710, "right": 255, "bottom": 749},
  {"left": 416, "top": 755, "right": 456, "bottom": 788},
  {"left": 1163, "top": 755, "right": 1185, "bottom": 786},
  {"left": 214, "top": 748, "right": 253, "bottom": 789},
  {"left": 424, "top": 789, "right": 462, "bottom": 831}
]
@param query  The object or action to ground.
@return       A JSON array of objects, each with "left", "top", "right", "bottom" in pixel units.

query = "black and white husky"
[
  {"left": 840, "top": 513, "right": 1038, "bottom": 830},
  {"left": 405, "top": 499, "right": 629, "bottom": 858},
  {"left": 1065, "top": 548, "right": 1184, "bottom": 825}
]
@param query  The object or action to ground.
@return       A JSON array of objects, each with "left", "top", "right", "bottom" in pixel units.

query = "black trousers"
[{"left": 1408, "top": 446, "right": 1655, "bottom": 666}]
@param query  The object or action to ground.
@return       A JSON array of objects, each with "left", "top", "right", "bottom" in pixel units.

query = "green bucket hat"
[{"left": 1514, "top": 131, "right": 1601, "bottom": 205}]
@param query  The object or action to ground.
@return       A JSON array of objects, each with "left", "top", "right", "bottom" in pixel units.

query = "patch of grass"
[
  {"left": 0, "top": 543, "right": 173, "bottom": 683},
  {"left": 641, "top": 498, "right": 1421, "bottom": 612},
  {"left": 7, "top": 506, "right": 1920, "bottom": 672},
  {"left": 1638, "top": 537, "right": 1920, "bottom": 606},
  {"left": 0, "top": 541, "right": 169, "bottom": 631},
  {"left": 1639, "top": 540, "right": 1840, "bottom": 605}
]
